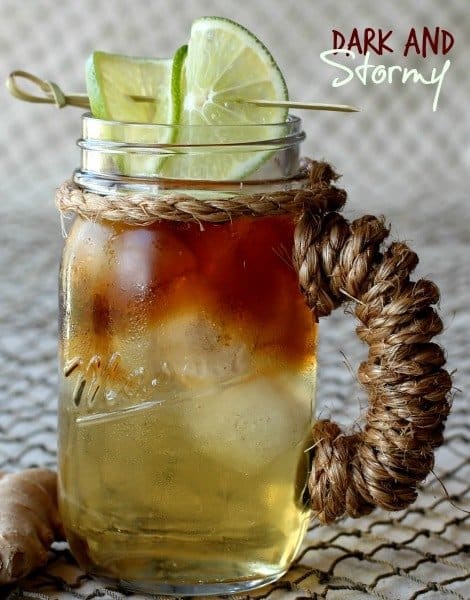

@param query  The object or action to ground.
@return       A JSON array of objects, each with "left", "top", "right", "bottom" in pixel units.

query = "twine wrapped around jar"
[{"left": 56, "top": 159, "right": 452, "bottom": 524}]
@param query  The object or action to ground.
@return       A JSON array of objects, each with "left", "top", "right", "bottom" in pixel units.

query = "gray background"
[
  {"left": 2, "top": 0, "right": 468, "bottom": 211},
  {"left": 1, "top": 1, "right": 469, "bottom": 599}
]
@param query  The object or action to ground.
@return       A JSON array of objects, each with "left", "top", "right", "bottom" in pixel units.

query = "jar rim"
[
  {"left": 82, "top": 112, "right": 301, "bottom": 130},
  {"left": 81, "top": 113, "right": 304, "bottom": 148},
  {"left": 77, "top": 113, "right": 305, "bottom": 186}
]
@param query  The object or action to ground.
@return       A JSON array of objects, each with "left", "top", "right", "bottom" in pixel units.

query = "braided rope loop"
[
  {"left": 293, "top": 205, "right": 452, "bottom": 524},
  {"left": 56, "top": 160, "right": 452, "bottom": 525}
]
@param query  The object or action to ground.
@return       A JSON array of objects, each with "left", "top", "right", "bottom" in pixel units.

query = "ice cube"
[
  {"left": 179, "top": 373, "right": 314, "bottom": 474},
  {"left": 150, "top": 313, "right": 251, "bottom": 388},
  {"left": 72, "top": 311, "right": 250, "bottom": 421},
  {"left": 112, "top": 226, "right": 197, "bottom": 295}
]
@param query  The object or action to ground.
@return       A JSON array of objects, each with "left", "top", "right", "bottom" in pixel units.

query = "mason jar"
[{"left": 58, "top": 114, "right": 317, "bottom": 595}]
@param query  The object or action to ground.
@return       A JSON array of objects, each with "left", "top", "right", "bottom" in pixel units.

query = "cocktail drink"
[
  {"left": 58, "top": 16, "right": 318, "bottom": 596},
  {"left": 59, "top": 211, "right": 316, "bottom": 592}
]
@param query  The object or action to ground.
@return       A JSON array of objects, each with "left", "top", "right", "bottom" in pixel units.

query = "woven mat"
[
  {"left": 1, "top": 1, "right": 469, "bottom": 598},
  {"left": 1, "top": 185, "right": 469, "bottom": 600}
]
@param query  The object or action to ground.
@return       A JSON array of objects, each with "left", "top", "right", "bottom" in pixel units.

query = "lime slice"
[
  {"left": 86, "top": 51, "right": 173, "bottom": 124},
  {"left": 163, "top": 17, "right": 289, "bottom": 180},
  {"left": 86, "top": 49, "right": 187, "bottom": 175}
]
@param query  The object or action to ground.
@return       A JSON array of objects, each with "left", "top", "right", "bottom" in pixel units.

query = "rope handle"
[
  {"left": 292, "top": 171, "right": 452, "bottom": 523},
  {"left": 56, "top": 161, "right": 452, "bottom": 524}
]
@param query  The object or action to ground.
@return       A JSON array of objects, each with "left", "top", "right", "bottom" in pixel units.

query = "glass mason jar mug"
[{"left": 58, "top": 115, "right": 317, "bottom": 595}]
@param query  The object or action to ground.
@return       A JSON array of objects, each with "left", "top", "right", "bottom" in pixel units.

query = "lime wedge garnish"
[
  {"left": 163, "top": 17, "right": 289, "bottom": 180},
  {"left": 85, "top": 18, "right": 289, "bottom": 180},
  {"left": 86, "top": 51, "right": 173, "bottom": 124},
  {"left": 86, "top": 49, "right": 187, "bottom": 175}
]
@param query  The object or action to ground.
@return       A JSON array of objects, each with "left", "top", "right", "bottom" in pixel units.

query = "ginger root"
[{"left": 0, "top": 468, "right": 64, "bottom": 585}]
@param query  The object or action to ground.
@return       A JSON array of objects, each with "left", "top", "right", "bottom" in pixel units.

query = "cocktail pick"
[
  {"left": 6, "top": 70, "right": 360, "bottom": 113},
  {"left": 6, "top": 70, "right": 90, "bottom": 108},
  {"left": 128, "top": 94, "right": 359, "bottom": 112},
  {"left": 233, "top": 99, "right": 359, "bottom": 112}
]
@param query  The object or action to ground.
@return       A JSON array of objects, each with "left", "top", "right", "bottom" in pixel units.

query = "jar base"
[{"left": 95, "top": 571, "right": 287, "bottom": 597}]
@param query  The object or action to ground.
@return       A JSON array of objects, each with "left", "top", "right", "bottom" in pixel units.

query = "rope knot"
[{"left": 44, "top": 80, "right": 66, "bottom": 108}]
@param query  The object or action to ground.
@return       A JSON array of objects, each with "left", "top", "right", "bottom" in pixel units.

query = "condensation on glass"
[{"left": 58, "top": 115, "right": 317, "bottom": 596}]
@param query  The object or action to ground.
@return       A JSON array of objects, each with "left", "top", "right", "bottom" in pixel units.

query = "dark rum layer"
[{"left": 61, "top": 215, "right": 316, "bottom": 370}]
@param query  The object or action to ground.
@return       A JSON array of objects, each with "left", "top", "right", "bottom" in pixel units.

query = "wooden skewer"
[
  {"left": 129, "top": 94, "right": 360, "bottom": 112},
  {"left": 235, "top": 99, "right": 360, "bottom": 112},
  {"left": 7, "top": 71, "right": 361, "bottom": 113}
]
